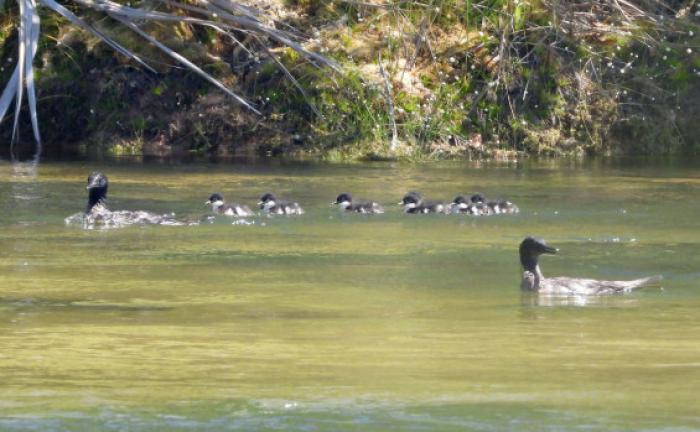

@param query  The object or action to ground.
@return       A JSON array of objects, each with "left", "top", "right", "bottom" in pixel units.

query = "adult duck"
[
  {"left": 65, "top": 172, "right": 182, "bottom": 228},
  {"left": 519, "top": 237, "right": 662, "bottom": 295}
]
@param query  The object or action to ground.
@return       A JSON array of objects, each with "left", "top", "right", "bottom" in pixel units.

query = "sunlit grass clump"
[{"left": 271, "top": 0, "right": 700, "bottom": 159}]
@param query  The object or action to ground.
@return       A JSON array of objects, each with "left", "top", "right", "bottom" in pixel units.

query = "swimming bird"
[
  {"left": 205, "top": 193, "right": 254, "bottom": 217},
  {"left": 65, "top": 171, "right": 183, "bottom": 228},
  {"left": 400, "top": 191, "right": 450, "bottom": 214},
  {"left": 519, "top": 237, "right": 662, "bottom": 295},
  {"left": 85, "top": 171, "right": 109, "bottom": 213},
  {"left": 333, "top": 193, "right": 384, "bottom": 214},
  {"left": 258, "top": 192, "right": 304, "bottom": 215},
  {"left": 471, "top": 192, "right": 519, "bottom": 215},
  {"left": 450, "top": 195, "right": 481, "bottom": 215}
]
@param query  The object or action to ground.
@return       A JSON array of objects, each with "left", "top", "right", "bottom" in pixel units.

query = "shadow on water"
[
  {"left": 0, "top": 297, "right": 173, "bottom": 313},
  {"left": 0, "top": 297, "right": 354, "bottom": 321}
]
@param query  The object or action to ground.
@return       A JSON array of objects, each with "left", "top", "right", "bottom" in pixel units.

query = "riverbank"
[{"left": 1, "top": 0, "right": 699, "bottom": 160}]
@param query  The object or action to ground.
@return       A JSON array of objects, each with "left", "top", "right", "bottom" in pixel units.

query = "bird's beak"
[
  {"left": 257, "top": 201, "right": 263, "bottom": 206},
  {"left": 330, "top": 201, "right": 337, "bottom": 205},
  {"left": 204, "top": 200, "right": 211, "bottom": 205},
  {"left": 542, "top": 245, "right": 558, "bottom": 254}
]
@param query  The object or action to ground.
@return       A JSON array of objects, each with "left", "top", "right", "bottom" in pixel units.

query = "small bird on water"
[
  {"left": 205, "top": 193, "right": 254, "bottom": 217},
  {"left": 400, "top": 191, "right": 450, "bottom": 214},
  {"left": 332, "top": 193, "right": 384, "bottom": 214},
  {"left": 258, "top": 192, "right": 304, "bottom": 215},
  {"left": 519, "top": 237, "right": 662, "bottom": 295}
]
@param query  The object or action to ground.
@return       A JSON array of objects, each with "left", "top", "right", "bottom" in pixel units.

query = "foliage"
[
  {"left": 1, "top": 0, "right": 699, "bottom": 160},
  {"left": 291, "top": 0, "right": 699, "bottom": 159},
  {"left": 0, "top": 0, "right": 336, "bottom": 160}
]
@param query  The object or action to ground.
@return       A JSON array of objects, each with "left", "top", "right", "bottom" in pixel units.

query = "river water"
[{"left": 0, "top": 159, "right": 698, "bottom": 431}]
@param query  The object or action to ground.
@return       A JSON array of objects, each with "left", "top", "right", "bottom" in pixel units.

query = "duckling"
[
  {"left": 470, "top": 193, "right": 519, "bottom": 215},
  {"left": 467, "top": 193, "right": 494, "bottom": 215},
  {"left": 492, "top": 199, "right": 519, "bottom": 214},
  {"left": 205, "top": 193, "right": 254, "bottom": 217},
  {"left": 450, "top": 195, "right": 480, "bottom": 215},
  {"left": 400, "top": 191, "right": 450, "bottom": 214},
  {"left": 333, "top": 193, "right": 384, "bottom": 214},
  {"left": 65, "top": 172, "right": 183, "bottom": 228},
  {"left": 258, "top": 192, "right": 304, "bottom": 215},
  {"left": 519, "top": 237, "right": 662, "bottom": 295}
]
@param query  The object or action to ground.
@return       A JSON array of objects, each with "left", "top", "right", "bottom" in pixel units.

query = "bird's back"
[
  {"left": 539, "top": 275, "right": 662, "bottom": 295},
  {"left": 422, "top": 201, "right": 449, "bottom": 214},
  {"left": 352, "top": 201, "right": 384, "bottom": 214},
  {"left": 278, "top": 200, "right": 304, "bottom": 215},
  {"left": 224, "top": 203, "right": 254, "bottom": 217}
]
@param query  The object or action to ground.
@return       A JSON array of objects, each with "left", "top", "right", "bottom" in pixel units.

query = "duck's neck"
[
  {"left": 534, "top": 264, "right": 543, "bottom": 281},
  {"left": 86, "top": 187, "right": 107, "bottom": 213},
  {"left": 532, "top": 265, "right": 543, "bottom": 289}
]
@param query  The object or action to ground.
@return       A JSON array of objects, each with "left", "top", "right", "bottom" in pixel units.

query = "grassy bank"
[{"left": 1, "top": 0, "right": 699, "bottom": 160}]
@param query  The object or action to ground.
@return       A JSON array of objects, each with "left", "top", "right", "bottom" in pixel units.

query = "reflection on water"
[
  {"left": 0, "top": 159, "right": 699, "bottom": 431},
  {"left": 9, "top": 162, "right": 40, "bottom": 220},
  {"left": 520, "top": 292, "right": 645, "bottom": 307}
]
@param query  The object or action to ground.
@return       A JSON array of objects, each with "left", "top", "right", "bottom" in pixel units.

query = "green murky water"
[{"left": 1, "top": 159, "right": 699, "bottom": 431}]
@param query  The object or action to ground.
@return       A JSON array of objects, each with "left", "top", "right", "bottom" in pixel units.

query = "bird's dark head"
[
  {"left": 519, "top": 237, "right": 558, "bottom": 271},
  {"left": 334, "top": 193, "right": 352, "bottom": 205},
  {"left": 259, "top": 192, "right": 276, "bottom": 203},
  {"left": 470, "top": 193, "right": 485, "bottom": 204},
  {"left": 206, "top": 193, "right": 224, "bottom": 205},
  {"left": 87, "top": 172, "right": 108, "bottom": 191},
  {"left": 258, "top": 192, "right": 277, "bottom": 209},
  {"left": 86, "top": 172, "right": 108, "bottom": 212},
  {"left": 400, "top": 191, "right": 423, "bottom": 209},
  {"left": 452, "top": 195, "right": 468, "bottom": 205}
]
